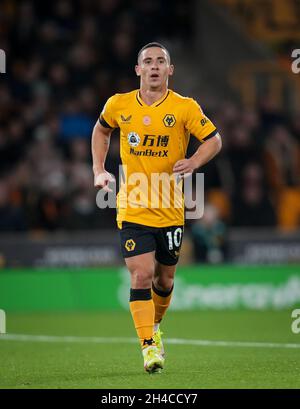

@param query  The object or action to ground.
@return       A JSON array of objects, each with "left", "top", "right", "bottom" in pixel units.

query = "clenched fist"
[{"left": 94, "top": 171, "right": 115, "bottom": 192}]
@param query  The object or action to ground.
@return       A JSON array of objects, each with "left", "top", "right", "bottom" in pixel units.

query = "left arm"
[{"left": 173, "top": 133, "right": 222, "bottom": 175}]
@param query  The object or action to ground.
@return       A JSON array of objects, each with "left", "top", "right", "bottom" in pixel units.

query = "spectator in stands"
[
  {"left": 227, "top": 124, "right": 262, "bottom": 190},
  {"left": 190, "top": 204, "right": 227, "bottom": 263},
  {"left": 264, "top": 125, "right": 300, "bottom": 191},
  {"left": 231, "top": 163, "right": 277, "bottom": 227},
  {"left": 0, "top": 179, "right": 27, "bottom": 231}
]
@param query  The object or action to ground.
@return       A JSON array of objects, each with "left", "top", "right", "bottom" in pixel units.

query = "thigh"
[
  {"left": 155, "top": 225, "right": 184, "bottom": 266},
  {"left": 125, "top": 251, "right": 155, "bottom": 276},
  {"left": 119, "top": 222, "right": 156, "bottom": 259}
]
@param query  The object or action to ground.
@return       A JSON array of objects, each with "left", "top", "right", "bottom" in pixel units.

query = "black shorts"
[{"left": 119, "top": 222, "right": 184, "bottom": 266}]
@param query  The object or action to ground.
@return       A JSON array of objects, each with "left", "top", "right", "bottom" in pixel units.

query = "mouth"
[{"left": 150, "top": 73, "right": 160, "bottom": 79}]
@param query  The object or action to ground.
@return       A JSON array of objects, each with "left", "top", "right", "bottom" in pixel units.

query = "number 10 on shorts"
[
  {"left": 0, "top": 310, "right": 6, "bottom": 334},
  {"left": 166, "top": 228, "right": 183, "bottom": 250}
]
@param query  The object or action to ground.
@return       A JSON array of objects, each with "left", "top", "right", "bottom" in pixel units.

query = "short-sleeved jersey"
[{"left": 99, "top": 89, "right": 217, "bottom": 228}]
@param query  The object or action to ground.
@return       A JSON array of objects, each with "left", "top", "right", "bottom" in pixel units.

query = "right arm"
[{"left": 91, "top": 121, "right": 114, "bottom": 192}]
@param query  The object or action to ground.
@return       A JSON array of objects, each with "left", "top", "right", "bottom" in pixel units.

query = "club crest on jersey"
[
  {"left": 163, "top": 114, "right": 176, "bottom": 127},
  {"left": 127, "top": 132, "right": 141, "bottom": 147}
]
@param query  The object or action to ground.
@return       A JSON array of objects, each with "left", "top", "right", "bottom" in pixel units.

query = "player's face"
[{"left": 135, "top": 47, "right": 174, "bottom": 90}]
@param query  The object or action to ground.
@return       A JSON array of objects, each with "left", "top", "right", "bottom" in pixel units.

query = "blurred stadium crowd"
[{"left": 0, "top": 0, "right": 300, "bottom": 240}]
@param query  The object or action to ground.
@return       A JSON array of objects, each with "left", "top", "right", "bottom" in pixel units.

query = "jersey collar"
[{"left": 136, "top": 89, "right": 170, "bottom": 108}]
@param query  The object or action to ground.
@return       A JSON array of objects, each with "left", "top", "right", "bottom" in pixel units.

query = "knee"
[
  {"left": 154, "top": 275, "right": 174, "bottom": 292},
  {"left": 131, "top": 268, "right": 154, "bottom": 288}
]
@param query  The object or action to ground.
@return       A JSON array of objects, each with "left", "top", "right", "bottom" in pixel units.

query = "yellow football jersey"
[{"left": 99, "top": 89, "right": 217, "bottom": 228}]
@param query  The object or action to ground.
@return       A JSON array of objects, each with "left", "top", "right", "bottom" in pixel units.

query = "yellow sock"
[
  {"left": 129, "top": 288, "right": 155, "bottom": 348},
  {"left": 152, "top": 283, "right": 173, "bottom": 324}
]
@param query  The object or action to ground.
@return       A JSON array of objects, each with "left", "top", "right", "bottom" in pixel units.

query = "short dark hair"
[{"left": 137, "top": 42, "right": 171, "bottom": 63}]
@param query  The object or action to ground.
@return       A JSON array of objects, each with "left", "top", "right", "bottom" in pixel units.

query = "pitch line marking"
[{"left": 1, "top": 334, "right": 300, "bottom": 349}]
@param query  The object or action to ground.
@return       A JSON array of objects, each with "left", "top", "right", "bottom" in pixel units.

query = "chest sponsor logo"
[
  {"left": 128, "top": 134, "right": 170, "bottom": 157},
  {"left": 130, "top": 148, "right": 168, "bottom": 157},
  {"left": 127, "top": 132, "right": 141, "bottom": 147},
  {"left": 163, "top": 114, "right": 176, "bottom": 127},
  {"left": 143, "top": 134, "right": 169, "bottom": 147}
]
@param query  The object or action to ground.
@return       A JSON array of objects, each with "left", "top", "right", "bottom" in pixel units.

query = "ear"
[
  {"left": 169, "top": 64, "right": 174, "bottom": 76},
  {"left": 135, "top": 64, "right": 141, "bottom": 77}
]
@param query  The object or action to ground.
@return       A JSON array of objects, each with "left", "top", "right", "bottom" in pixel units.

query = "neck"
[{"left": 139, "top": 85, "right": 168, "bottom": 106}]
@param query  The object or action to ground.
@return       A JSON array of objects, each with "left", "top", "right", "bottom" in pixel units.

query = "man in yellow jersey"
[{"left": 91, "top": 42, "right": 222, "bottom": 373}]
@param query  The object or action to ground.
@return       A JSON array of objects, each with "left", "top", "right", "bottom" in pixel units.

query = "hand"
[
  {"left": 173, "top": 158, "right": 197, "bottom": 179},
  {"left": 94, "top": 171, "right": 115, "bottom": 192}
]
